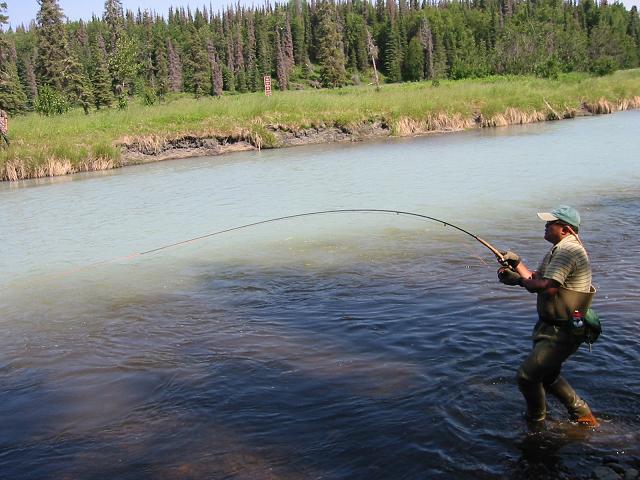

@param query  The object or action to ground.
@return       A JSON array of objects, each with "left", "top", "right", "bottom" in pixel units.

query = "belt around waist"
[{"left": 540, "top": 317, "right": 569, "bottom": 327}]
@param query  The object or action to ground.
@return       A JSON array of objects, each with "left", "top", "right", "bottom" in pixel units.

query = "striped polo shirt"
[{"left": 537, "top": 235, "right": 592, "bottom": 292}]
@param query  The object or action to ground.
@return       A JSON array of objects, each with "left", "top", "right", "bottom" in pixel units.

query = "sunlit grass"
[{"left": 2, "top": 69, "right": 639, "bottom": 180}]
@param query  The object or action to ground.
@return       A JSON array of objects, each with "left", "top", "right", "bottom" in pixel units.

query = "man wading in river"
[{"left": 497, "top": 206, "right": 599, "bottom": 427}]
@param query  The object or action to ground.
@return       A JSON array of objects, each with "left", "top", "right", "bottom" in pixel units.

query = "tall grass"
[{"left": 2, "top": 70, "right": 639, "bottom": 180}]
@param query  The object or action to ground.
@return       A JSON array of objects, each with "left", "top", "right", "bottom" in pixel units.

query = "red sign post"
[{"left": 264, "top": 75, "right": 272, "bottom": 96}]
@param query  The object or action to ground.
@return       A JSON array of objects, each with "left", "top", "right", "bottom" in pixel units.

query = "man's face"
[{"left": 544, "top": 221, "right": 568, "bottom": 244}]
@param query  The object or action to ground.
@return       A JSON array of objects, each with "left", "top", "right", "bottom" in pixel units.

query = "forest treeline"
[{"left": 0, "top": 0, "right": 639, "bottom": 115}]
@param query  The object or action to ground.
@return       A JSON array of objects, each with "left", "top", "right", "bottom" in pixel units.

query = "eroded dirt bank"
[
  {"left": 117, "top": 97, "right": 640, "bottom": 168},
  {"left": 3, "top": 96, "right": 639, "bottom": 181}
]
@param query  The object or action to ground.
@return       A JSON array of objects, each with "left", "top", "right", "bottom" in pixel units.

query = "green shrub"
[
  {"left": 34, "top": 86, "right": 70, "bottom": 116},
  {"left": 590, "top": 57, "right": 617, "bottom": 76},
  {"left": 535, "top": 58, "right": 561, "bottom": 79},
  {"left": 141, "top": 86, "right": 157, "bottom": 106},
  {"left": 117, "top": 93, "right": 128, "bottom": 109}
]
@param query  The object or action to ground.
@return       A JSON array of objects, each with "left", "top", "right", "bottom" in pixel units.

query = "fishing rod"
[
  {"left": 139, "top": 209, "right": 508, "bottom": 266},
  {"left": 32, "top": 209, "right": 507, "bottom": 283}
]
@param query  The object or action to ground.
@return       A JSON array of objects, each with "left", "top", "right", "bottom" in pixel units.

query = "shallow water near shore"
[{"left": 1, "top": 111, "right": 639, "bottom": 479}]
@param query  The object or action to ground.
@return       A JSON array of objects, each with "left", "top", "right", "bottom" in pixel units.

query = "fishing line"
[
  {"left": 28, "top": 209, "right": 505, "bottom": 283},
  {"left": 138, "top": 209, "right": 507, "bottom": 265}
]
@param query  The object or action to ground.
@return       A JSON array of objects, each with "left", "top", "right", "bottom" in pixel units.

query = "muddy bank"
[
  {"left": 121, "top": 135, "right": 256, "bottom": 164},
  {"left": 118, "top": 120, "right": 393, "bottom": 166},
  {"left": 118, "top": 96, "right": 639, "bottom": 168},
  {"left": 3, "top": 96, "right": 640, "bottom": 181}
]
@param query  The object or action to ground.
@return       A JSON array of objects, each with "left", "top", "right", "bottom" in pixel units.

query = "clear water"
[{"left": 1, "top": 111, "right": 639, "bottom": 479}]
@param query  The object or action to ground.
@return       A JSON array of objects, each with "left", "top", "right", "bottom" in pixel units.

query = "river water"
[{"left": 1, "top": 111, "right": 639, "bottom": 479}]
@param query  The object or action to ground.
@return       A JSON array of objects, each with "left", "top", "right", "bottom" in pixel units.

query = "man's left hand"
[{"left": 498, "top": 267, "right": 522, "bottom": 286}]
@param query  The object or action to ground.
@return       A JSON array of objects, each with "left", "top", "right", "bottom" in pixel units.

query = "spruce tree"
[
  {"left": 255, "top": 13, "right": 272, "bottom": 77},
  {"left": 419, "top": 17, "right": 434, "bottom": 79},
  {"left": 630, "top": 7, "right": 640, "bottom": 60},
  {"left": 167, "top": 38, "right": 183, "bottom": 92},
  {"left": 140, "top": 11, "right": 155, "bottom": 90},
  {"left": 22, "top": 54, "right": 39, "bottom": 105},
  {"left": 208, "top": 40, "right": 224, "bottom": 96},
  {"left": 245, "top": 15, "right": 260, "bottom": 91},
  {"left": 284, "top": 15, "right": 295, "bottom": 70},
  {"left": 276, "top": 29, "right": 289, "bottom": 90},
  {"left": 64, "top": 52, "right": 94, "bottom": 114},
  {"left": 316, "top": 1, "right": 348, "bottom": 87},
  {"left": 234, "top": 27, "right": 248, "bottom": 92},
  {"left": 221, "top": 65, "right": 236, "bottom": 92},
  {"left": 403, "top": 36, "right": 424, "bottom": 80},
  {"left": 90, "top": 34, "right": 113, "bottom": 108},
  {"left": 234, "top": 27, "right": 245, "bottom": 72},
  {"left": 75, "top": 21, "right": 91, "bottom": 67},
  {"left": 153, "top": 32, "right": 169, "bottom": 99},
  {"left": 376, "top": 0, "right": 387, "bottom": 22},
  {"left": 431, "top": 30, "right": 448, "bottom": 81},
  {"left": 290, "top": 8, "right": 306, "bottom": 65},
  {"left": 345, "top": 13, "right": 368, "bottom": 71},
  {"left": 184, "top": 27, "right": 211, "bottom": 97},
  {"left": 224, "top": 15, "right": 235, "bottom": 73},
  {"left": 35, "top": 0, "right": 68, "bottom": 92},
  {"left": 103, "top": 0, "right": 125, "bottom": 53},
  {"left": 0, "top": 11, "right": 28, "bottom": 113},
  {"left": 383, "top": 20, "right": 402, "bottom": 82}
]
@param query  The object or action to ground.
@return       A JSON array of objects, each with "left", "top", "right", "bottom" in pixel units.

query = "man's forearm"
[
  {"left": 514, "top": 263, "right": 533, "bottom": 280},
  {"left": 520, "top": 276, "right": 559, "bottom": 295}
]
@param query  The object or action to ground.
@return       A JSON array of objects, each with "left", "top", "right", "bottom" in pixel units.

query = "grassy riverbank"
[{"left": 2, "top": 69, "right": 640, "bottom": 181}]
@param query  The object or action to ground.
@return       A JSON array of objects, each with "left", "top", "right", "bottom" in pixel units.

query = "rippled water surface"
[{"left": 1, "top": 111, "right": 639, "bottom": 479}]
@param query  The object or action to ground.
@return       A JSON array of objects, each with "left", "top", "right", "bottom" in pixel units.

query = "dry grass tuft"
[
  {"left": 3, "top": 160, "right": 26, "bottom": 181},
  {"left": 583, "top": 98, "right": 614, "bottom": 114},
  {"left": 47, "top": 159, "right": 73, "bottom": 177},
  {"left": 395, "top": 117, "right": 425, "bottom": 136},
  {"left": 617, "top": 96, "right": 640, "bottom": 111},
  {"left": 427, "top": 112, "right": 473, "bottom": 131},
  {"left": 395, "top": 114, "right": 472, "bottom": 136},
  {"left": 562, "top": 105, "right": 577, "bottom": 118},
  {"left": 483, "top": 108, "right": 547, "bottom": 127},
  {"left": 482, "top": 113, "right": 507, "bottom": 127},
  {"left": 80, "top": 158, "right": 115, "bottom": 172}
]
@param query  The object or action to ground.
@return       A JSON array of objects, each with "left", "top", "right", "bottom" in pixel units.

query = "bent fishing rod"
[
  {"left": 40, "top": 209, "right": 508, "bottom": 282},
  {"left": 139, "top": 209, "right": 509, "bottom": 266}
]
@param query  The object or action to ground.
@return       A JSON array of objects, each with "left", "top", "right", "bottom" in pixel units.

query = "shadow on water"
[{"left": 1, "top": 194, "right": 640, "bottom": 479}]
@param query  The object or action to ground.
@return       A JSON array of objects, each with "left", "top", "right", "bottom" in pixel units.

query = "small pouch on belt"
[{"left": 583, "top": 308, "right": 602, "bottom": 344}]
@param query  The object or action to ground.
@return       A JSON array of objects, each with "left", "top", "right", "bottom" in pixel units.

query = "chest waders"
[
  {"left": 536, "top": 286, "right": 596, "bottom": 325},
  {"left": 517, "top": 286, "right": 597, "bottom": 423}
]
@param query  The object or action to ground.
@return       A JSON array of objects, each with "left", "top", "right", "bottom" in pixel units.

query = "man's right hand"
[
  {"left": 501, "top": 250, "right": 521, "bottom": 269},
  {"left": 498, "top": 267, "right": 522, "bottom": 286}
]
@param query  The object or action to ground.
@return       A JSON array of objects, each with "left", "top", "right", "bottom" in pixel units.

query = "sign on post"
[{"left": 264, "top": 75, "right": 272, "bottom": 97}]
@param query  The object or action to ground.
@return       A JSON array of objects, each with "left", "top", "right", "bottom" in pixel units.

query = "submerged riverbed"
[{"left": 1, "top": 111, "right": 639, "bottom": 479}]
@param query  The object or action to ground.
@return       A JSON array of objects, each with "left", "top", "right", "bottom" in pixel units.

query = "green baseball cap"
[{"left": 537, "top": 205, "right": 581, "bottom": 230}]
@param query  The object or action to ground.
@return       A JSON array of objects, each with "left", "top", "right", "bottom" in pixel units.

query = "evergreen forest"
[{"left": 1, "top": 0, "right": 639, "bottom": 115}]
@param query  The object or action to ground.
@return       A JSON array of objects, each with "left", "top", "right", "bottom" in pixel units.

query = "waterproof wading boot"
[
  {"left": 545, "top": 377, "right": 599, "bottom": 427},
  {"left": 575, "top": 412, "right": 599, "bottom": 427}
]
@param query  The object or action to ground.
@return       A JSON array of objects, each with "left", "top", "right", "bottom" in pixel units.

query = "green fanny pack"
[
  {"left": 584, "top": 308, "right": 602, "bottom": 344},
  {"left": 568, "top": 308, "right": 602, "bottom": 346}
]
